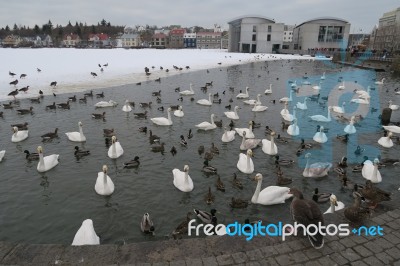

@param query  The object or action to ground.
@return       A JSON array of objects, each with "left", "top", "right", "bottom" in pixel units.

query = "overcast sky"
[{"left": 0, "top": 0, "right": 398, "bottom": 33}]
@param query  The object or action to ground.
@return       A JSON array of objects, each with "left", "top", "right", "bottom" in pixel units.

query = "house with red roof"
[
  {"left": 169, "top": 28, "right": 186, "bottom": 48},
  {"left": 88, "top": 33, "right": 110, "bottom": 48}
]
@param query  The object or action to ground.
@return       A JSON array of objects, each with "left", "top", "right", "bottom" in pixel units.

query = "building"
[
  {"left": 2, "top": 35, "right": 22, "bottom": 47},
  {"left": 348, "top": 33, "right": 370, "bottom": 49},
  {"left": 118, "top": 33, "right": 141, "bottom": 48},
  {"left": 371, "top": 7, "right": 400, "bottom": 53},
  {"left": 63, "top": 33, "right": 81, "bottom": 47},
  {"left": 169, "top": 28, "right": 185, "bottom": 48},
  {"left": 88, "top": 33, "right": 110, "bottom": 48},
  {"left": 183, "top": 33, "right": 196, "bottom": 48},
  {"left": 291, "top": 17, "right": 351, "bottom": 51},
  {"left": 228, "top": 16, "right": 284, "bottom": 53},
  {"left": 221, "top": 33, "right": 229, "bottom": 49},
  {"left": 283, "top": 25, "right": 294, "bottom": 42},
  {"left": 196, "top": 32, "right": 222, "bottom": 49},
  {"left": 152, "top": 32, "right": 169, "bottom": 48}
]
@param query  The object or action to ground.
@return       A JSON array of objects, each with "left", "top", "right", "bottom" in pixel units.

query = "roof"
[
  {"left": 170, "top": 29, "right": 186, "bottom": 35},
  {"left": 153, "top": 33, "right": 167, "bottom": 38},
  {"left": 196, "top": 32, "right": 222, "bottom": 36},
  {"left": 228, "top": 15, "right": 276, "bottom": 26},
  {"left": 89, "top": 33, "right": 109, "bottom": 40},
  {"left": 120, "top": 33, "right": 139, "bottom": 39},
  {"left": 295, "top": 17, "right": 350, "bottom": 28}
]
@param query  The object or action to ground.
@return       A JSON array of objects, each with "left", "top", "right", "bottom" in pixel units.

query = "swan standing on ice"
[
  {"left": 309, "top": 106, "right": 332, "bottom": 122},
  {"left": 37, "top": 146, "right": 59, "bottom": 173},
  {"left": 378, "top": 132, "right": 393, "bottom": 148},
  {"left": 237, "top": 149, "right": 254, "bottom": 174},
  {"left": 296, "top": 97, "right": 308, "bottom": 110},
  {"left": 224, "top": 106, "right": 240, "bottom": 120},
  {"left": 251, "top": 173, "right": 292, "bottom": 205},
  {"left": 151, "top": 107, "right": 173, "bottom": 125},
  {"left": 313, "top": 126, "right": 328, "bottom": 143},
  {"left": 11, "top": 126, "right": 28, "bottom": 142},
  {"left": 195, "top": 114, "right": 217, "bottom": 131},
  {"left": 264, "top": 84, "right": 272, "bottom": 94},
  {"left": 95, "top": 165, "right": 115, "bottom": 195},
  {"left": 66, "top": 121, "right": 86, "bottom": 142},
  {"left": 71, "top": 219, "right": 100, "bottom": 246},
  {"left": 179, "top": 83, "right": 195, "bottom": 96},
  {"left": 221, "top": 127, "right": 236, "bottom": 143},
  {"left": 332, "top": 102, "right": 345, "bottom": 114},
  {"left": 303, "top": 153, "right": 332, "bottom": 178},
  {"left": 172, "top": 165, "right": 194, "bottom": 192},
  {"left": 236, "top": 87, "right": 250, "bottom": 99},
  {"left": 240, "top": 131, "right": 261, "bottom": 150},
  {"left": 262, "top": 132, "right": 278, "bottom": 155},
  {"left": 235, "top": 121, "right": 255, "bottom": 138},
  {"left": 362, "top": 159, "right": 382, "bottom": 183},
  {"left": 173, "top": 106, "right": 184, "bottom": 117},
  {"left": 243, "top": 94, "right": 261, "bottom": 105},
  {"left": 287, "top": 119, "right": 299, "bottom": 136},
  {"left": 108, "top": 136, "right": 124, "bottom": 159},
  {"left": 344, "top": 116, "right": 356, "bottom": 134},
  {"left": 94, "top": 100, "right": 118, "bottom": 108},
  {"left": 197, "top": 93, "right": 213, "bottom": 106},
  {"left": 122, "top": 100, "right": 132, "bottom": 112}
]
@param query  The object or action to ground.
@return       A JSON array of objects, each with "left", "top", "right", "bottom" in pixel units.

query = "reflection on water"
[{"left": 0, "top": 59, "right": 399, "bottom": 244}]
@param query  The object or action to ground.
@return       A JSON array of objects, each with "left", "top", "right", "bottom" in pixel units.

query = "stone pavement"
[{"left": 1, "top": 209, "right": 400, "bottom": 265}]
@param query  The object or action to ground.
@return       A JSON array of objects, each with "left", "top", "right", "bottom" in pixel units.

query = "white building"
[
  {"left": 283, "top": 25, "right": 294, "bottom": 42},
  {"left": 372, "top": 7, "right": 400, "bottom": 52}
]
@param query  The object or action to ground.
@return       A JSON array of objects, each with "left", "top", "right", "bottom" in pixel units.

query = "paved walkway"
[{"left": 1, "top": 209, "right": 400, "bottom": 265}]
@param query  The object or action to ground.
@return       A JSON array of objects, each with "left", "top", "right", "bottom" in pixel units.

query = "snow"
[{"left": 0, "top": 48, "right": 322, "bottom": 101}]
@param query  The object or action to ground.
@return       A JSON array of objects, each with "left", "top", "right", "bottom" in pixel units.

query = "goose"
[
  {"left": 216, "top": 176, "right": 225, "bottom": 192},
  {"left": 195, "top": 114, "right": 217, "bottom": 131},
  {"left": 74, "top": 146, "right": 90, "bottom": 157},
  {"left": 41, "top": 128, "right": 59, "bottom": 141},
  {"left": 296, "top": 97, "right": 308, "bottom": 110},
  {"left": 172, "top": 165, "right": 194, "bottom": 192},
  {"left": 17, "top": 106, "right": 34, "bottom": 115},
  {"left": 240, "top": 131, "right": 261, "bottom": 150},
  {"left": 236, "top": 86, "right": 250, "bottom": 99},
  {"left": 3, "top": 102, "right": 13, "bottom": 109},
  {"left": 122, "top": 100, "right": 132, "bottom": 112},
  {"left": 94, "top": 100, "right": 118, "bottom": 108},
  {"left": 193, "top": 209, "right": 217, "bottom": 224},
  {"left": 332, "top": 102, "right": 345, "bottom": 114},
  {"left": 11, "top": 126, "right": 28, "bottom": 142},
  {"left": 224, "top": 106, "right": 240, "bottom": 120},
  {"left": 382, "top": 125, "right": 400, "bottom": 133},
  {"left": 197, "top": 93, "right": 212, "bottom": 106},
  {"left": 123, "top": 156, "right": 140, "bottom": 168},
  {"left": 187, "top": 129, "right": 193, "bottom": 139},
  {"left": 237, "top": 149, "right": 254, "bottom": 174},
  {"left": 71, "top": 219, "right": 100, "bottom": 246},
  {"left": 312, "top": 188, "right": 331, "bottom": 203},
  {"left": 360, "top": 180, "right": 391, "bottom": 208},
  {"left": 279, "top": 90, "right": 293, "bottom": 103},
  {"left": 140, "top": 213, "right": 155, "bottom": 234},
  {"left": 309, "top": 106, "right": 332, "bottom": 122},
  {"left": 378, "top": 131, "right": 393, "bottom": 148},
  {"left": 37, "top": 146, "right": 59, "bottom": 172},
  {"left": 221, "top": 127, "right": 236, "bottom": 143},
  {"left": 24, "top": 150, "right": 39, "bottom": 160},
  {"left": 388, "top": 100, "right": 399, "bottom": 111},
  {"left": 205, "top": 186, "right": 215, "bottom": 204},
  {"left": 375, "top": 78, "right": 385, "bottom": 85},
  {"left": 108, "top": 136, "right": 124, "bottom": 159},
  {"left": 343, "top": 193, "right": 370, "bottom": 225},
  {"left": 179, "top": 83, "right": 195, "bottom": 95},
  {"left": 323, "top": 194, "right": 345, "bottom": 214},
  {"left": 252, "top": 102, "right": 268, "bottom": 112},
  {"left": 173, "top": 106, "right": 184, "bottom": 117},
  {"left": 235, "top": 121, "right": 255, "bottom": 138},
  {"left": 280, "top": 102, "right": 289, "bottom": 116},
  {"left": 350, "top": 97, "right": 370, "bottom": 104},
  {"left": 262, "top": 132, "right": 278, "bottom": 155},
  {"left": 139, "top": 102, "right": 152, "bottom": 108},
  {"left": 282, "top": 106, "right": 296, "bottom": 122},
  {"left": 95, "top": 165, "right": 114, "bottom": 196},
  {"left": 0, "top": 150, "right": 5, "bottom": 162},
  {"left": 243, "top": 94, "right": 261, "bottom": 105},
  {"left": 264, "top": 84, "right": 272, "bottom": 94},
  {"left": 312, "top": 82, "right": 322, "bottom": 91},
  {"left": 338, "top": 81, "right": 345, "bottom": 90},
  {"left": 287, "top": 119, "right": 299, "bottom": 136},
  {"left": 251, "top": 173, "right": 292, "bottom": 205},
  {"left": 57, "top": 101, "right": 70, "bottom": 110},
  {"left": 344, "top": 116, "right": 356, "bottom": 134},
  {"left": 232, "top": 173, "right": 243, "bottom": 189},
  {"left": 320, "top": 72, "right": 326, "bottom": 80},
  {"left": 150, "top": 107, "right": 172, "bottom": 126},
  {"left": 313, "top": 126, "right": 328, "bottom": 143},
  {"left": 362, "top": 158, "right": 382, "bottom": 183},
  {"left": 303, "top": 153, "right": 332, "bottom": 178},
  {"left": 66, "top": 122, "right": 86, "bottom": 142}
]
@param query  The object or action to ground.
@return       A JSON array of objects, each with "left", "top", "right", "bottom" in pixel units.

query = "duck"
[
  {"left": 354, "top": 145, "right": 364, "bottom": 156},
  {"left": 275, "top": 155, "right": 294, "bottom": 166},
  {"left": 303, "top": 153, "right": 332, "bottom": 178},
  {"left": 24, "top": 150, "right": 39, "bottom": 160},
  {"left": 276, "top": 170, "right": 292, "bottom": 186},
  {"left": 265, "top": 126, "right": 274, "bottom": 135},
  {"left": 352, "top": 156, "right": 369, "bottom": 172},
  {"left": 313, "top": 126, "right": 328, "bottom": 143},
  {"left": 382, "top": 125, "right": 400, "bottom": 133},
  {"left": 173, "top": 106, "right": 184, "bottom": 117},
  {"left": 236, "top": 86, "right": 250, "bottom": 99},
  {"left": 179, "top": 135, "right": 187, "bottom": 146},
  {"left": 262, "top": 131, "right": 278, "bottom": 155},
  {"left": 187, "top": 129, "right": 193, "bottom": 139},
  {"left": 92, "top": 112, "right": 106, "bottom": 119},
  {"left": 202, "top": 159, "right": 217, "bottom": 174},
  {"left": 66, "top": 121, "right": 86, "bottom": 142},
  {"left": 122, "top": 100, "right": 132, "bottom": 112},
  {"left": 139, "top": 102, "right": 152, "bottom": 108},
  {"left": 205, "top": 187, "right": 215, "bottom": 205},
  {"left": 251, "top": 173, "right": 292, "bottom": 205},
  {"left": 198, "top": 145, "right": 205, "bottom": 155},
  {"left": 235, "top": 121, "right": 255, "bottom": 138},
  {"left": 210, "top": 142, "right": 219, "bottom": 154},
  {"left": 309, "top": 106, "right": 332, "bottom": 122},
  {"left": 94, "top": 100, "right": 118, "bottom": 108},
  {"left": 214, "top": 119, "right": 223, "bottom": 128},
  {"left": 338, "top": 156, "right": 348, "bottom": 168},
  {"left": 289, "top": 188, "right": 324, "bottom": 249},
  {"left": 133, "top": 111, "right": 147, "bottom": 119},
  {"left": 312, "top": 188, "right": 331, "bottom": 203},
  {"left": 170, "top": 146, "right": 177, "bottom": 156},
  {"left": 243, "top": 94, "right": 261, "bottom": 105},
  {"left": 71, "top": 219, "right": 100, "bottom": 246},
  {"left": 171, "top": 212, "right": 192, "bottom": 239},
  {"left": 276, "top": 134, "right": 289, "bottom": 144},
  {"left": 151, "top": 142, "right": 165, "bottom": 153},
  {"left": 378, "top": 131, "right": 393, "bottom": 148},
  {"left": 224, "top": 106, "right": 240, "bottom": 120},
  {"left": 232, "top": 173, "right": 243, "bottom": 189},
  {"left": 230, "top": 197, "right": 248, "bottom": 208},
  {"left": 323, "top": 194, "right": 345, "bottom": 214},
  {"left": 172, "top": 165, "right": 194, "bottom": 192},
  {"left": 360, "top": 180, "right": 391, "bottom": 208},
  {"left": 332, "top": 102, "right": 345, "bottom": 114},
  {"left": 216, "top": 176, "right": 225, "bottom": 192},
  {"left": 221, "top": 127, "right": 236, "bottom": 143},
  {"left": 237, "top": 149, "right": 254, "bottom": 174},
  {"left": 149, "top": 130, "right": 160, "bottom": 143},
  {"left": 296, "top": 97, "right": 308, "bottom": 110},
  {"left": 252, "top": 102, "right": 268, "bottom": 112},
  {"left": 140, "top": 213, "right": 155, "bottom": 235},
  {"left": 74, "top": 146, "right": 90, "bottom": 157},
  {"left": 11, "top": 126, "right": 29, "bottom": 142},
  {"left": 193, "top": 209, "right": 217, "bottom": 224},
  {"left": 362, "top": 158, "right": 382, "bottom": 183},
  {"left": 388, "top": 100, "right": 399, "bottom": 111},
  {"left": 108, "top": 136, "right": 124, "bottom": 159},
  {"left": 95, "top": 165, "right": 115, "bottom": 196},
  {"left": 41, "top": 128, "right": 59, "bottom": 141},
  {"left": 375, "top": 78, "right": 385, "bottom": 85},
  {"left": 279, "top": 90, "right": 293, "bottom": 103},
  {"left": 264, "top": 84, "right": 272, "bottom": 94},
  {"left": 36, "top": 146, "right": 59, "bottom": 173},
  {"left": 336, "top": 133, "right": 349, "bottom": 143},
  {"left": 139, "top": 127, "right": 147, "bottom": 133},
  {"left": 195, "top": 114, "right": 217, "bottom": 131},
  {"left": 287, "top": 119, "right": 300, "bottom": 136},
  {"left": 151, "top": 107, "right": 172, "bottom": 126},
  {"left": 240, "top": 131, "right": 261, "bottom": 150},
  {"left": 344, "top": 193, "right": 370, "bottom": 225},
  {"left": 197, "top": 93, "right": 213, "bottom": 106},
  {"left": 344, "top": 116, "right": 356, "bottom": 134},
  {"left": 179, "top": 83, "right": 195, "bottom": 95}
]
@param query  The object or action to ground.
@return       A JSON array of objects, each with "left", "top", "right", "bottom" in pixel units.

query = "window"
[
  {"left": 318, "top": 26, "right": 326, "bottom": 42},
  {"left": 267, "top": 34, "right": 271, "bottom": 41},
  {"left": 253, "top": 25, "right": 257, "bottom": 32},
  {"left": 268, "top": 25, "right": 272, "bottom": 32},
  {"left": 252, "top": 34, "right": 256, "bottom": 41}
]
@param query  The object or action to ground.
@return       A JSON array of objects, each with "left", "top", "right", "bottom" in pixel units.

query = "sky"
[{"left": 0, "top": 0, "right": 398, "bottom": 33}]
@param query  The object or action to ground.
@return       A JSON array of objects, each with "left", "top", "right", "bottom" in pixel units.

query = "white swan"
[
  {"left": 196, "top": 114, "right": 217, "bottom": 131},
  {"left": 282, "top": 106, "right": 296, "bottom": 122},
  {"left": 324, "top": 194, "right": 345, "bottom": 214},
  {"left": 252, "top": 102, "right": 268, "bottom": 112},
  {"left": 11, "top": 126, "right": 28, "bottom": 142},
  {"left": 243, "top": 94, "right": 261, "bottom": 105},
  {"left": 312, "top": 82, "right": 322, "bottom": 90},
  {"left": 37, "top": 146, "right": 59, "bottom": 173},
  {"left": 236, "top": 86, "right": 250, "bottom": 99},
  {"left": 388, "top": 100, "right": 399, "bottom": 111},
  {"left": 303, "top": 153, "right": 332, "bottom": 178},
  {"left": 240, "top": 131, "right": 261, "bottom": 150},
  {"left": 235, "top": 121, "right": 255, "bottom": 138},
  {"left": 66, "top": 121, "right": 86, "bottom": 142},
  {"left": 378, "top": 132, "right": 393, "bottom": 148},
  {"left": 338, "top": 81, "right": 345, "bottom": 90},
  {"left": 375, "top": 78, "right": 385, "bottom": 85},
  {"left": 382, "top": 125, "right": 400, "bottom": 133},
  {"left": 95, "top": 165, "right": 115, "bottom": 195},
  {"left": 264, "top": 84, "right": 272, "bottom": 94},
  {"left": 279, "top": 90, "right": 293, "bottom": 103},
  {"left": 122, "top": 100, "right": 132, "bottom": 112},
  {"left": 0, "top": 150, "right": 5, "bottom": 162},
  {"left": 180, "top": 83, "right": 195, "bottom": 96},
  {"left": 355, "top": 86, "right": 370, "bottom": 99},
  {"left": 251, "top": 173, "right": 292, "bottom": 205},
  {"left": 262, "top": 132, "right": 278, "bottom": 155},
  {"left": 344, "top": 116, "right": 356, "bottom": 134},
  {"left": 296, "top": 97, "right": 308, "bottom": 110},
  {"left": 108, "top": 136, "right": 124, "bottom": 159},
  {"left": 71, "top": 219, "right": 100, "bottom": 246},
  {"left": 332, "top": 102, "right": 345, "bottom": 114},
  {"left": 362, "top": 158, "right": 382, "bottom": 183},
  {"left": 280, "top": 102, "right": 289, "bottom": 115},
  {"left": 313, "top": 126, "right": 328, "bottom": 143},
  {"left": 172, "top": 165, "right": 194, "bottom": 192},
  {"left": 309, "top": 106, "right": 332, "bottom": 122},
  {"left": 237, "top": 149, "right": 254, "bottom": 174},
  {"left": 173, "top": 106, "right": 184, "bottom": 117},
  {"left": 321, "top": 72, "right": 326, "bottom": 80},
  {"left": 287, "top": 119, "right": 299, "bottom": 136},
  {"left": 197, "top": 93, "right": 212, "bottom": 106},
  {"left": 221, "top": 127, "right": 236, "bottom": 143},
  {"left": 224, "top": 106, "right": 240, "bottom": 120},
  {"left": 95, "top": 100, "right": 118, "bottom": 108},
  {"left": 351, "top": 97, "right": 370, "bottom": 104},
  {"left": 151, "top": 107, "right": 173, "bottom": 126}
]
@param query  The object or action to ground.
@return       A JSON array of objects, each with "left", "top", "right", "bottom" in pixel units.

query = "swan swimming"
[
  {"left": 0, "top": 150, "right": 5, "bottom": 162},
  {"left": 388, "top": 100, "right": 399, "bottom": 111},
  {"left": 344, "top": 116, "right": 356, "bottom": 134},
  {"left": 252, "top": 102, "right": 268, "bottom": 112},
  {"left": 173, "top": 106, "right": 184, "bottom": 117},
  {"left": 240, "top": 131, "right": 261, "bottom": 150},
  {"left": 224, "top": 106, "right": 240, "bottom": 120},
  {"left": 11, "top": 126, "right": 28, "bottom": 142},
  {"left": 108, "top": 136, "right": 124, "bottom": 159},
  {"left": 313, "top": 126, "right": 328, "bottom": 143},
  {"left": 279, "top": 90, "right": 293, "bottom": 103},
  {"left": 375, "top": 78, "right": 385, "bottom": 85},
  {"left": 122, "top": 100, "right": 132, "bottom": 112},
  {"left": 236, "top": 87, "right": 250, "bottom": 99},
  {"left": 320, "top": 72, "right": 326, "bottom": 80},
  {"left": 65, "top": 121, "right": 86, "bottom": 142},
  {"left": 378, "top": 132, "right": 393, "bottom": 148},
  {"left": 172, "top": 165, "right": 194, "bottom": 192},
  {"left": 235, "top": 121, "right": 255, "bottom": 139},
  {"left": 362, "top": 159, "right": 382, "bottom": 183},
  {"left": 237, "top": 149, "right": 254, "bottom": 174},
  {"left": 243, "top": 94, "right": 261, "bottom": 105},
  {"left": 262, "top": 132, "right": 278, "bottom": 155},
  {"left": 382, "top": 125, "right": 400, "bottom": 133},
  {"left": 195, "top": 114, "right": 217, "bottom": 131},
  {"left": 303, "top": 153, "right": 332, "bottom": 178},
  {"left": 151, "top": 107, "right": 173, "bottom": 126},
  {"left": 179, "top": 83, "right": 195, "bottom": 95},
  {"left": 309, "top": 106, "right": 332, "bottom": 122},
  {"left": 280, "top": 102, "right": 289, "bottom": 116},
  {"left": 251, "top": 173, "right": 292, "bottom": 205},
  {"left": 332, "top": 102, "right": 345, "bottom": 114},
  {"left": 282, "top": 106, "right": 296, "bottom": 122},
  {"left": 197, "top": 93, "right": 213, "bottom": 106},
  {"left": 296, "top": 97, "right": 308, "bottom": 110},
  {"left": 221, "top": 127, "right": 236, "bottom": 143},
  {"left": 95, "top": 165, "right": 115, "bottom": 195},
  {"left": 37, "top": 146, "right": 59, "bottom": 173},
  {"left": 264, "top": 84, "right": 272, "bottom": 94},
  {"left": 287, "top": 119, "right": 299, "bottom": 136},
  {"left": 71, "top": 219, "right": 100, "bottom": 246}
]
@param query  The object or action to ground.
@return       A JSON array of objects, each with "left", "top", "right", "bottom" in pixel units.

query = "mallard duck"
[
  {"left": 276, "top": 134, "right": 289, "bottom": 143},
  {"left": 151, "top": 142, "right": 165, "bottom": 153},
  {"left": 203, "top": 159, "right": 217, "bottom": 174},
  {"left": 172, "top": 212, "right": 192, "bottom": 239},
  {"left": 187, "top": 129, "right": 193, "bottom": 139},
  {"left": 341, "top": 175, "right": 356, "bottom": 190},
  {"left": 180, "top": 135, "right": 187, "bottom": 146},
  {"left": 360, "top": 180, "right": 391, "bottom": 208},
  {"left": 281, "top": 121, "right": 290, "bottom": 130},
  {"left": 338, "top": 156, "right": 348, "bottom": 167},
  {"left": 352, "top": 156, "right": 369, "bottom": 172},
  {"left": 276, "top": 172, "right": 292, "bottom": 186},
  {"left": 204, "top": 151, "right": 213, "bottom": 161},
  {"left": 24, "top": 150, "right": 39, "bottom": 160},
  {"left": 74, "top": 146, "right": 90, "bottom": 157},
  {"left": 216, "top": 176, "right": 225, "bottom": 192},
  {"left": 92, "top": 112, "right": 106, "bottom": 119},
  {"left": 193, "top": 209, "right": 217, "bottom": 224},
  {"left": 337, "top": 133, "right": 349, "bottom": 143},
  {"left": 210, "top": 142, "right": 219, "bottom": 154},
  {"left": 123, "top": 156, "right": 140, "bottom": 168},
  {"left": 230, "top": 197, "right": 248, "bottom": 208},
  {"left": 344, "top": 193, "right": 370, "bottom": 224},
  {"left": 232, "top": 173, "right": 243, "bottom": 189},
  {"left": 296, "top": 144, "right": 306, "bottom": 156},
  {"left": 205, "top": 187, "right": 215, "bottom": 205},
  {"left": 149, "top": 130, "right": 160, "bottom": 143},
  {"left": 376, "top": 155, "right": 400, "bottom": 166},
  {"left": 265, "top": 126, "right": 274, "bottom": 135},
  {"left": 333, "top": 166, "right": 346, "bottom": 176},
  {"left": 275, "top": 155, "right": 294, "bottom": 166},
  {"left": 300, "top": 138, "right": 312, "bottom": 149},
  {"left": 198, "top": 145, "right": 205, "bottom": 155},
  {"left": 354, "top": 145, "right": 364, "bottom": 156},
  {"left": 140, "top": 213, "right": 155, "bottom": 235},
  {"left": 139, "top": 127, "right": 147, "bottom": 133},
  {"left": 170, "top": 146, "right": 177, "bottom": 156},
  {"left": 312, "top": 188, "right": 331, "bottom": 203}
]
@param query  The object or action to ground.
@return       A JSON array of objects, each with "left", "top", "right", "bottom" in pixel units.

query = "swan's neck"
[
  {"left": 330, "top": 202, "right": 336, "bottom": 213},
  {"left": 210, "top": 116, "right": 215, "bottom": 125},
  {"left": 372, "top": 164, "right": 378, "bottom": 181},
  {"left": 246, "top": 154, "right": 251, "bottom": 170},
  {"left": 112, "top": 142, "right": 117, "bottom": 156},
  {"left": 39, "top": 153, "right": 45, "bottom": 168},
  {"left": 190, "top": 85, "right": 193, "bottom": 92},
  {"left": 103, "top": 172, "right": 108, "bottom": 184},
  {"left": 270, "top": 135, "right": 275, "bottom": 150},
  {"left": 167, "top": 111, "right": 172, "bottom": 122},
  {"left": 79, "top": 126, "right": 84, "bottom": 138},
  {"left": 208, "top": 94, "right": 212, "bottom": 102},
  {"left": 257, "top": 95, "right": 260, "bottom": 103},
  {"left": 241, "top": 135, "right": 246, "bottom": 146},
  {"left": 270, "top": 84, "right": 272, "bottom": 90},
  {"left": 184, "top": 171, "right": 189, "bottom": 183},
  {"left": 305, "top": 157, "right": 310, "bottom": 173},
  {"left": 289, "top": 90, "right": 293, "bottom": 100},
  {"left": 293, "top": 108, "right": 296, "bottom": 118},
  {"left": 252, "top": 179, "right": 262, "bottom": 202}
]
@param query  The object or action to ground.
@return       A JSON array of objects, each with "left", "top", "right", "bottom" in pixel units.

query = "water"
[{"left": 0, "top": 59, "right": 399, "bottom": 244}]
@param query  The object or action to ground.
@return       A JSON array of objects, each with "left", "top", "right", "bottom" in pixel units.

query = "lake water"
[{"left": 0, "top": 58, "right": 399, "bottom": 244}]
